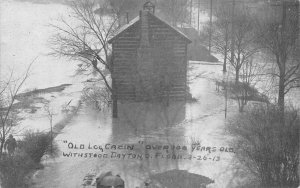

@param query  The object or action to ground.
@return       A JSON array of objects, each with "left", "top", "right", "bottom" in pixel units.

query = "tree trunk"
[
  {"left": 111, "top": 53, "right": 118, "bottom": 118},
  {"left": 208, "top": 0, "right": 213, "bottom": 54},
  {"left": 230, "top": 0, "right": 235, "bottom": 74},
  {"left": 278, "top": 2, "right": 287, "bottom": 116},
  {"left": 117, "top": 13, "right": 122, "bottom": 28},
  {"left": 223, "top": 25, "right": 229, "bottom": 72},
  {"left": 0, "top": 140, "right": 4, "bottom": 157},
  {"left": 237, "top": 97, "right": 242, "bottom": 112},
  {"left": 0, "top": 130, "right": 6, "bottom": 157},
  {"left": 235, "top": 68, "right": 239, "bottom": 83},
  {"left": 278, "top": 72, "right": 285, "bottom": 114},
  {"left": 112, "top": 93, "right": 118, "bottom": 118},
  {"left": 50, "top": 117, "right": 53, "bottom": 154},
  {"left": 223, "top": 54, "right": 227, "bottom": 72}
]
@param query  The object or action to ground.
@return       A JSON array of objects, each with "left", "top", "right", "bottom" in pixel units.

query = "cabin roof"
[
  {"left": 108, "top": 16, "right": 140, "bottom": 43},
  {"left": 108, "top": 12, "right": 192, "bottom": 44}
]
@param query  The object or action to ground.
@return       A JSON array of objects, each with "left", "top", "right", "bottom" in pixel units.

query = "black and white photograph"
[{"left": 0, "top": 0, "right": 299, "bottom": 187}]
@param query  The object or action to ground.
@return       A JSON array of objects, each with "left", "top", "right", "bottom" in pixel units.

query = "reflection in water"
[
  {"left": 110, "top": 101, "right": 188, "bottom": 187},
  {"left": 112, "top": 102, "right": 186, "bottom": 140}
]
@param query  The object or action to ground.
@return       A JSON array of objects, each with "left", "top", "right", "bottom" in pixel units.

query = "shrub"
[
  {"left": 0, "top": 153, "right": 36, "bottom": 188},
  {"left": 225, "top": 81, "right": 267, "bottom": 112},
  {"left": 19, "top": 131, "right": 57, "bottom": 163},
  {"left": 227, "top": 104, "right": 299, "bottom": 187},
  {"left": 81, "top": 84, "right": 111, "bottom": 111}
]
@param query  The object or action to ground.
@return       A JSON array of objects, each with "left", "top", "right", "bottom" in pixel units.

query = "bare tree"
[
  {"left": 229, "top": 7, "right": 259, "bottom": 83},
  {"left": 205, "top": 5, "right": 266, "bottom": 112},
  {"left": 255, "top": 1, "right": 300, "bottom": 112},
  {"left": 216, "top": 55, "right": 269, "bottom": 112},
  {"left": 49, "top": 0, "right": 119, "bottom": 117},
  {"left": 234, "top": 56, "right": 269, "bottom": 112},
  {"left": 226, "top": 82, "right": 258, "bottom": 113},
  {"left": 202, "top": 4, "right": 259, "bottom": 80},
  {"left": 201, "top": 3, "right": 231, "bottom": 72},
  {"left": 0, "top": 62, "right": 33, "bottom": 156},
  {"left": 157, "top": 0, "right": 190, "bottom": 27},
  {"left": 44, "top": 101, "right": 57, "bottom": 154}
]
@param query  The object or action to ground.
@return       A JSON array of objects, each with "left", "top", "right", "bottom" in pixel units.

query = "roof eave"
[
  {"left": 148, "top": 13, "right": 192, "bottom": 43},
  {"left": 108, "top": 16, "right": 140, "bottom": 44},
  {"left": 108, "top": 12, "right": 192, "bottom": 44}
]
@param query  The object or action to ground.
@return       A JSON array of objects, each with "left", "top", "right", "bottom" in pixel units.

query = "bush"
[
  {"left": 223, "top": 81, "right": 268, "bottom": 112},
  {"left": 19, "top": 131, "right": 57, "bottom": 163},
  {"left": 81, "top": 84, "right": 111, "bottom": 111},
  {"left": 227, "top": 104, "right": 299, "bottom": 187},
  {"left": 0, "top": 153, "right": 36, "bottom": 188},
  {"left": 0, "top": 131, "right": 58, "bottom": 188}
]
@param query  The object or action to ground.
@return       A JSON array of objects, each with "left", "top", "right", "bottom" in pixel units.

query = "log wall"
[{"left": 112, "top": 14, "right": 189, "bottom": 101}]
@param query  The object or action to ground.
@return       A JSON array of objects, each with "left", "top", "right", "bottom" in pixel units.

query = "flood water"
[
  {"left": 1, "top": 2, "right": 236, "bottom": 187},
  {"left": 31, "top": 63, "right": 238, "bottom": 188},
  {"left": 3, "top": 1, "right": 299, "bottom": 188}
]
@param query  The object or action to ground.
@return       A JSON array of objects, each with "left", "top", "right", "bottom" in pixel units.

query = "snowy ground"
[
  {"left": 0, "top": 0, "right": 85, "bottom": 138},
  {"left": 0, "top": 0, "right": 77, "bottom": 90},
  {"left": 13, "top": 82, "right": 83, "bottom": 140}
]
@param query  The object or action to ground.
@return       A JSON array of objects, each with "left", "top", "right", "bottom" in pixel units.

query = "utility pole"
[
  {"left": 223, "top": 8, "right": 229, "bottom": 73},
  {"left": 172, "top": 0, "right": 175, "bottom": 26},
  {"left": 281, "top": 1, "right": 287, "bottom": 34},
  {"left": 226, "top": 0, "right": 235, "bottom": 117},
  {"left": 225, "top": 74, "right": 228, "bottom": 119},
  {"left": 198, "top": 0, "right": 200, "bottom": 32},
  {"left": 209, "top": 0, "right": 213, "bottom": 54}
]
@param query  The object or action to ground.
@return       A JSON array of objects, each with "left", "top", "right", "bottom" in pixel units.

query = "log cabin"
[{"left": 108, "top": 2, "right": 192, "bottom": 102}]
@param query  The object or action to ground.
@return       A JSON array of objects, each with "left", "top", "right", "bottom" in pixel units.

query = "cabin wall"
[
  {"left": 149, "top": 15, "right": 187, "bottom": 100},
  {"left": 112, "top": 14, "right": 189, "bottom": 101},
  {"left": 112, "top": 23, "right": 140, "bottom": 100}
]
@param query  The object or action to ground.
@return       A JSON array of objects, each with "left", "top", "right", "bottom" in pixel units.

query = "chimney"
[
  {"left": 139, "top": 10, "right": 150, "bottom": 48},
  {"left": 135, "top": 5, "right": 154, "bottom": 101},
  {"left": 139, "top": 1, "right": 155, "bottom": 48}
]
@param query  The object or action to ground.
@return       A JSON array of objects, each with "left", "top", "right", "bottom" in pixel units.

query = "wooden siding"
[
  {"left": 112, "top": 22, "right": 140, "bottom": 100},
  {"left": 112, "top": 13, "right": 189, "bottom": 101}
]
